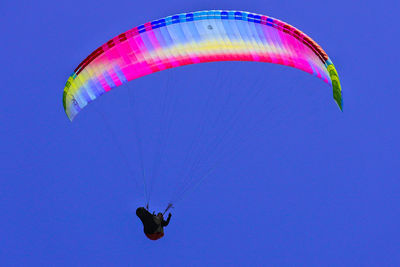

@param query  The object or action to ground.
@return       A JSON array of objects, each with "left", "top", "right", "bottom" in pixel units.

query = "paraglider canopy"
[{"left": 63, "top": 10, "right": 342, "bottom": 121}]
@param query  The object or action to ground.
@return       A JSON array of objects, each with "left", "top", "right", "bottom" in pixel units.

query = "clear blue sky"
[{"left": 2, "top": 0, "right": 399, "bottom": 266}]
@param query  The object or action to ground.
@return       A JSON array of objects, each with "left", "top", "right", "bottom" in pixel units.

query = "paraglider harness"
[{"left": 137, "top": 203, "right": 173, "bottom": 240}]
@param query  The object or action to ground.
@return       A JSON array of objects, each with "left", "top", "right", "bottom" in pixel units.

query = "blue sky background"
[{"left": 2, "top": 0, "right": 399, "bottom": 266}]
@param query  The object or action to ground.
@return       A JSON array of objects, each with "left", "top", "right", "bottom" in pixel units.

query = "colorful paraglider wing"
[{"left": 63, "top": 10, "right": 342, "bottom": 120}]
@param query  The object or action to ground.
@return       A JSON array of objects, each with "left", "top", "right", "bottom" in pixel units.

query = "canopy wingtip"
[{"left": 327, "top": 63, "right": 342, "bottom": 112}]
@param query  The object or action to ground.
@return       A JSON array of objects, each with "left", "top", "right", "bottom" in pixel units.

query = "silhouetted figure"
[{"left": 136, "top": 207, "right": 172, "bottom": 240}]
